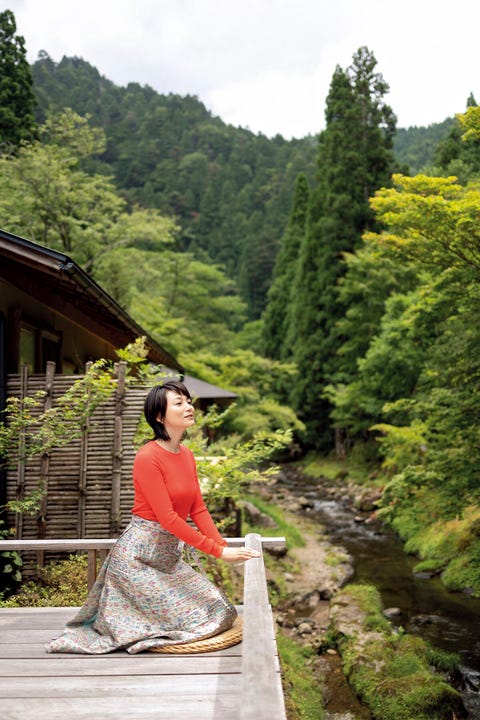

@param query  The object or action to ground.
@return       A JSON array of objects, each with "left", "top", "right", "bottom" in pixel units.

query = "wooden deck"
[{"left": 0, "top": 535, "right": 286, "bottom": 720}]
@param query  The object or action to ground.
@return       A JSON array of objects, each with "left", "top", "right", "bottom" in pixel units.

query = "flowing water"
[{"left": 286, "top": 474, "right": 480, "bottom": 718}]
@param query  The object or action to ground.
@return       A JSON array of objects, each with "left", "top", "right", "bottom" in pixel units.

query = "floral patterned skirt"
[{"left": 45, "top": 515, "right": 237, "bottom": 654}]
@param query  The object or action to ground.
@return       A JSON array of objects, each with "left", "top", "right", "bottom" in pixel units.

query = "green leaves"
[
  {"left": 192, "top": 427, "right": 293, "bottom": 504},
  {"left": 370, "top": 173, "right": 480, "bottom": 274},
  {"left": 0, "top": 110, "right": 177, "bottom": 273},
  {"left": 0, "top": 10, "right": 37, "bottom": 147},
  {"left": 271, "top": 47, "right": 397, "bottom": 448}
]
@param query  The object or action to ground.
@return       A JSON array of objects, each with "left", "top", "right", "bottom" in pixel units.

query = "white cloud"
[
  {"left": 6, "top": 0, "right": 480, "bottom": 137},
  {"left": 208, "top": 66, "right": 328, "bottom": 138}
]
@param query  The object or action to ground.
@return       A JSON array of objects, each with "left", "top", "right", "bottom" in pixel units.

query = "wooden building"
[
  {"left": 0, "top": 228, "right": 182, "bottom": 376},
  {"left": 0, "top": 229, "right": 236, "bottom": 558}
]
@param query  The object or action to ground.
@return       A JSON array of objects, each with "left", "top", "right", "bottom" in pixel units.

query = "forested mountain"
[
  {"left": 30, "top": 53, "right": 460, "bottom": 318},
  {"left": 393, "top": 118, "right": 454, "bottom": 173},
  {"left": 31, "top": 54, "right": 318, "bottom": 318}
]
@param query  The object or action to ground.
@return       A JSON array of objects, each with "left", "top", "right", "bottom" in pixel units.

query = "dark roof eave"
[{"left": 0, "top": 229, "right": 184, "bottom": 373}]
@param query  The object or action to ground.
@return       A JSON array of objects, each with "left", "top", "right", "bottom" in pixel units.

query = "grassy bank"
[
  {"left": 329, "top": 584, "right": 464, "bottom": 720},
  {"left": 277, "top": 633, "right": 325, "bottom": 720},
  {"left": 299, "top": 449, "right": 376, "bottom": 487},
  {"left": 382, "top": 498, "right": 480, "bottom": 597}
]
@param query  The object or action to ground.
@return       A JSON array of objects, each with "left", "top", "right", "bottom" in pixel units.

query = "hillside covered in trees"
[
  {"left": 31, "top": 53, "right": 318, "bottom": 319},
  {"left": 30, "top": 53, "right": 456, "bottom": 318}
]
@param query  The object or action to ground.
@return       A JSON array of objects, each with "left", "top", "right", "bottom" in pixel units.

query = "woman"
[{"left": 46, "top": 379, "right": 258, "bottom": 654}]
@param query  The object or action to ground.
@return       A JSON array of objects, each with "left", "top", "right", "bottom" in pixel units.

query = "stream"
[{"left": 286, "top": 473, "right": 480, "bottom": 718}]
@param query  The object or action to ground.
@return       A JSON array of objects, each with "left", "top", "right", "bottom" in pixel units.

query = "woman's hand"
[{"left": 220, "top": 546, "right": 261, "bottom": 563}]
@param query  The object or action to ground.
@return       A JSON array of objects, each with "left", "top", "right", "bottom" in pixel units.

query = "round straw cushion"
[{"left": 148, "top": 616, "right": 243, "bottom": 654}]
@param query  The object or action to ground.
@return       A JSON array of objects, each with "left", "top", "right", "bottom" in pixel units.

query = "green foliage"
[
  {"left": 457, "top": 103, "right": 480, "bottom": 142},
  {"left": 0, "top": 109, "right": 249, "bottom": 359},
  {"left": 262, "top": 173, "right": 310, "bottom": 359},
  {"left": 242, "top": 495, "right": 305, "bottom": 548},
  {"left": 0, "top": 109, "right": 176, "bottom": 273},
  {"left": 121, "top": 249, "right": 247, "bottom": 357},
  {"left": 300, "top": 450, "right": 374, "bottom": 486},
  {"left": 0, "top": 554, "right": 89, "bottom": 607},
  {"left": 328, "top": 153, "right": 480, "bottom": 593},
  {"left": 0, "top": 10, "right": 37, "bottom": 147},
  {"left": 432, "top": 98, "right": 480, "bottom": 179},
  {"left": 333, "top": 585, "right": 463, "bottom": 720},
  {"left": 190, "top": 427, "right": 293, "bottom": 507},
  {"left": 183, "top": 349, "right": 305, "bottom": 440},
  {"left": 276, "top": 633, "right": 325, "bottom": 720},
  {"left": 0, "top": 520, "right": 22, "bottom": 596},
  {"left": 393, "top": 119, "right": 454, "bottom": 174}
]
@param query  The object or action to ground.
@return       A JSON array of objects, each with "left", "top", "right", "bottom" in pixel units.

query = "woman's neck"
[{"left": 156, "top": 431, "right": 183, "bottom": 454}]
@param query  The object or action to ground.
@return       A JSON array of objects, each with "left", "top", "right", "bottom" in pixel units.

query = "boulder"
[{"left": 239, "top": 501, "right": 278, "bottom": 528}]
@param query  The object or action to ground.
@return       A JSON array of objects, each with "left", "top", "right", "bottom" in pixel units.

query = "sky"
[{"left": 5, "top": 0, "right": 480, "bottom": 139}]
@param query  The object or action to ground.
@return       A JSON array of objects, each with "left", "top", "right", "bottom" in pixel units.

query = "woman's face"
[{"left": 158, "top": 390, "right": 195, "bottom": 432}]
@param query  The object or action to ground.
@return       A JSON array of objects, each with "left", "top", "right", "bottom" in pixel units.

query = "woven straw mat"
[{"left": 148, "top": 616, "right": 243, "bottom": 654}]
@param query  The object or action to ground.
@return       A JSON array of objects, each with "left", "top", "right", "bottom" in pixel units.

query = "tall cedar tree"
[
  {"left": 262, "top": 173, "right": 310, "bottom": 359},
  {"left": 288, "top": 47, "right": 396, "bottom": 450},
  {"left": 0, "top": 10, "right": 37, "bottom": 148}
]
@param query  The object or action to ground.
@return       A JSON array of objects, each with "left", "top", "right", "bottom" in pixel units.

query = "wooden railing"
[
  {"left": 242, "top": 533, "right": 286, "bottom": 719},
  {"left": 0, "top": 534, "right": 287, "bottom": 719}
]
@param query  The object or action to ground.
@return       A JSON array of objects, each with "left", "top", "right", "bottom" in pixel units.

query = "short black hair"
[{"left": 144, "top": 380, "right": 192, "bottom": 441}]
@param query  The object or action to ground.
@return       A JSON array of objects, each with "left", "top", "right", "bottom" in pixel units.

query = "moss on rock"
[{"left": 328, "top": 584, "right": 466, "bottom": 720}]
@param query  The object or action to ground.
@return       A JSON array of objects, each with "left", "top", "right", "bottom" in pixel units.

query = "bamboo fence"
[{"left": 4, "top": 361, "right": 151, "bottom": 575}]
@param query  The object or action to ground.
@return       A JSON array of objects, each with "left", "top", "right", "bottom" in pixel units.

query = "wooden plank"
[
  {"left": 0, "top": 609, "right": 78, "bottom": 629},
  {"left": 15, "top": 364, "right": 29, "bottom": 539},
  {"left": 0, "top": 605, "right": 79, "bottom": 614},
  {"left": 0, "top": 642, "right": 244, "bottom": 659},
  {"left": 87, "top": 549, "right": 97, "bottom": 590},
  {"left": 0, "top": 696, "right": 240, "bottom": 720},
  {"left": 0, "top": 673, "right": 240, "bottom": 697},
  {"left": 0, "top": 655, "right": 243, "bottom": 676},
  {"left": 241, "top": 533, "right": 286, "bottom": 720}
]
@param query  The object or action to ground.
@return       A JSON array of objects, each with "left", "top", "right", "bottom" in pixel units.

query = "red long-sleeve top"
[{"left": 131, "top": 441, "right": 227, "bottom": 558}]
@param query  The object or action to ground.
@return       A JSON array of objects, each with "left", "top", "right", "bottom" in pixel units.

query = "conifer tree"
[
  {"left": 0, "top": 10, "right": 37, "bottom": 148},
  {"left": 288, "top": 47, "right": 396, "bottom": 449},
  {"left": 434, "top": 94, "right": 480, "bottom": 179},
  {"left": 262, "top": 173, "right": 310, "bottom": 359}
]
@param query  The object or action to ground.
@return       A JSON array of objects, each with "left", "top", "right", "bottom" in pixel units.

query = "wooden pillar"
[
  {"left": 110, "top": 361, "right": 126, "bottom": 536},
  {"left": 6, "top": 306, "right": 21, "bottom": 374},
  {"left": 36, "top": 361, "right": 55, "bottom": 567},
  {"left": 77, "top": 363, "right": 91, "bottom": 538},
  {"left": 15, "top": 364, "right": 29, "bottom": 539}
]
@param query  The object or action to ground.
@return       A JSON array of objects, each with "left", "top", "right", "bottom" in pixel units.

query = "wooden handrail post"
[{"left": 87, "top": 549, "right": 97, "bottom": 591}]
